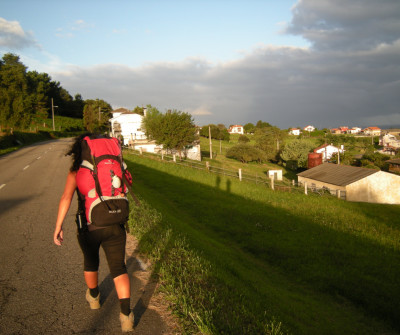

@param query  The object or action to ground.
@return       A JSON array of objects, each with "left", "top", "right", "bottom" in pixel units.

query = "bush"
[
  {"left": 238, "top": 134, "right": 250, "bottom": 143},
  {"left": 226, "top": 144, "right": 266, "bottom": 163}
]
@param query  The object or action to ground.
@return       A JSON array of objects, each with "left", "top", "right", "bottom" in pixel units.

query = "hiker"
[{"left": 53, "top": 133, "right": 134, "bottom": 332}]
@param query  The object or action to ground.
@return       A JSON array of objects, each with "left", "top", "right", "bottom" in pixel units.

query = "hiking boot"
[
  {"left": 119, "top": 312, "right": 134, "bottom": 332},
  {"left": 85, "top": 288, "right": 100, "bottom": 309}
]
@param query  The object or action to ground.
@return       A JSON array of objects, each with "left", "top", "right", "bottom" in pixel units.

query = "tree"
[
  {"left": 255, "top": 120, "right": 272, "bottom": 129},
  {"left": 0, "top": 53, "right": 33, "bottom": 128},
  {"left": 200, "top": 124, "right": 230, "bottom": 141},
  {"left": 254, "top": 126, "right": 286, "bottom": 162},
  {"left": 280, "top": 139, "right": 315, "bottom": 168},
  {"left": 132, "top": 106, "right": 145, "bottom": 115},
  {"left": 243, "top": 123, "right": 255, "bottom": 134},
  {"left": 143, "top": 108, "right": 198, "bottom": 157},
  {"left": 238, "top": 134, "right": 250, "bottom": 143},
  {"left": 83, "top": 99, "right": 112, "bottom": 132}
]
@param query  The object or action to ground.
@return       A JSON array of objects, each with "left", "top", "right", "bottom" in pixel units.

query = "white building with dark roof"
[{"left": 297, "top": 163, "right": 400, "bottom": 204}]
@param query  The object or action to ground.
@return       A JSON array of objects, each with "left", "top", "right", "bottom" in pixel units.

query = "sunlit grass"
[{"left": 126, "top": 152, "right": 400, "bottom": 334}]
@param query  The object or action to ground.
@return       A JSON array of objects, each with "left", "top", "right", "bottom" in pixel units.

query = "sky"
[{"left": 0, "top": 0, "right": 399, "bottom": 129}]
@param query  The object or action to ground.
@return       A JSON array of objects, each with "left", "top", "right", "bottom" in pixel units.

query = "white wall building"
[
  {"left": 289, "top": 128, "right": 301, "bottom": 136},
  {"left": 303, "top": 125, "right": 315, "bottom": 132},
  {"left": 109, "top": 108, "right": 201, "bottom": 161},
  {"left": 314, "top": 144, "right": 344, "bottom": 161},
  {"left": 228, "top": 125, "right": 244, "bottom": 134}
]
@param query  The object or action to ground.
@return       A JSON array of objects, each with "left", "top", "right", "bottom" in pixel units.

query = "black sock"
[
  {"left": 119, "top": 298, "right": 131, "bottom": 316},
  {"left": 89, "top": 286, "right": 99, "bottom": 298}
]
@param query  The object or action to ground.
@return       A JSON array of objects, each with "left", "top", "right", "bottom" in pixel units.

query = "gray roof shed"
[{"left": 297, "top": 163, "right": 378, "bottom": 186}]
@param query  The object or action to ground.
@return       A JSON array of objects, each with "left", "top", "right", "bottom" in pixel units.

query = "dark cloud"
[
  {"left": 53, "top": 0, "right": 400, "bottom": 129},
  {"left": 286, "top": 0, "right": 400, "bottom": 51},
  {"left": 0, "top": 18, "right": 38, "bottom": 50}
]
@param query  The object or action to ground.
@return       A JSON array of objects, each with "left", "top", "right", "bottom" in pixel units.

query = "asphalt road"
[{"left": 0, "top": 138, "right": 171, "bottom": 334}]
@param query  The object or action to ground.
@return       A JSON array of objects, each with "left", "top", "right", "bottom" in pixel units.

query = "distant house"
[
  {"left": 380, "top": 134, "right": 400, "bottom": 150},
  {"left": 289, "top": 128, "right": 301, "bottom": 136},
  {"left": 109, "top": 108, "right": 201, "bottom": 160},
  {"left": 330, "top": 128, "right": 342, "bottom": 134},
  {"left": 313, "top": 144, "right": 344, "bottom": 161},
  {"left": 297, "top": 163, "right": 400, "bottom": 204},
  {"left": 339, "top": 126, "right": 349, "bottom": 133},
  {"left": 363, "top": 126, "right": 381, "bottom": 136},
  {"left": 348, "top": 127, "right": 362, "bottom": 134},
  {"left": 228, "top": 125, "right": 244, "bottom": 135},
  {"left": 303, "top": 125, "right": 315, "bottom": 132}
]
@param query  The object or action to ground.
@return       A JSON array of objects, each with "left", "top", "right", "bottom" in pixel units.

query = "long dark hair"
[{"left": 66, "top": 133, "right": 93, "bottom": 172}]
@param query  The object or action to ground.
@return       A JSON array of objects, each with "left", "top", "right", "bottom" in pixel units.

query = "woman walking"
[{"left": 53, "top": 134, "right": 134, "bottom": 332}]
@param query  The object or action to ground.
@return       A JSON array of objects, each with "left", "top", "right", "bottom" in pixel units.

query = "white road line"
[
  {"left": 0, "top": 184, "right": 5, "bottom": 190},
  {"left": 23, "top": 165, "right": 30, "bottom": 170}
]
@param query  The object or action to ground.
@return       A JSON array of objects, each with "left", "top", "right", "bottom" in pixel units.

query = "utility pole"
[
  {"left": 51, "top": 98, "right": 58, "bottom": 131},
  {"left": 209, "top": 126, "right": 212, "bottom": 159}
]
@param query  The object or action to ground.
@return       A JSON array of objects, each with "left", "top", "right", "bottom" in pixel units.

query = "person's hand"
[{"left": 54, "top": 227, "right": 64, "bottom": 246}]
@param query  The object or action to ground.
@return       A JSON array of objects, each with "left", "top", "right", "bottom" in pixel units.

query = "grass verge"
[{"left": 126, "top": 152, "right": 400, "bottom": 334}]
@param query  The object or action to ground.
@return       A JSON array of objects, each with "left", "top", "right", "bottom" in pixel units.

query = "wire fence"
[{"left": 124, "top": 148, "right": 346, "bottom": 200}]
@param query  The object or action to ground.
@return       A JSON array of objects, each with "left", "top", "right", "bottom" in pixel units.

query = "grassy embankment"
[
  {"left": 125, "top": 151, "right": 400, "bottom": 334},
  {"left": 0, "top": 116, "right": 84, "bottom": 155}
]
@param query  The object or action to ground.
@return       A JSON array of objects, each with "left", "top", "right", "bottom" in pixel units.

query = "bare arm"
[{"left": 53, "top": 171, "right": 77, "bottom": 246}]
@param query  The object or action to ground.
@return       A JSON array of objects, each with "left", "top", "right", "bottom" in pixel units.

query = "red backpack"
[{"left": 76, "top": 135, "right": 133, "bottom": 227}]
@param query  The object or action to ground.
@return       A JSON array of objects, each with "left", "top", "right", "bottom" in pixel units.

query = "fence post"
[
  {"left": 161, "top": 151, "right": 164, "bottom": 160},
  {"left": 270, "top": 177, "right": 274, "bottom": 190},
  {"left": 337, "top": 190, "right": 341, "bottom": 199},
  {"left": 292, "top": 180, "right": 295, "bottom": 186},
  {"left": 206, "top": 161, "right": 210, "bottom": 171},
  {"left": 239, "top": 168, "right": 242, "bottom": 181},
  {"left": 304, "top": 182, "right": 308, "bottom": 195},
  {"left": 173, "top": 154, "right": 176, "bottom": 162},
  {"left": 139, "top": 147, "right": 143, "bottom": 155}
]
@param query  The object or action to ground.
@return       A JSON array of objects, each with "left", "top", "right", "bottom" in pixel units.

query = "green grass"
[{"left": 125, "top": 152, "right": 400, "bottom": 335}]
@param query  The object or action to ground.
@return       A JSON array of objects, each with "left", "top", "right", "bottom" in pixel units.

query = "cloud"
[
  {"left": 0, "top": 17, "right": 38, "bottom": 49},
  {"left": 48, "top": 1, "right": 400, "bottom": 129},
  {"left": 286, "top": 0, "right": 400, "bottom": 51},
  {"left": 52, "top": 37, "right": 400, "bottom": 129}
]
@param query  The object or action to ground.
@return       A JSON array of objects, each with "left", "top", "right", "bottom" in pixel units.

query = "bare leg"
[
  {"left": 113, "top": 273, "right": 130, "bottom": 299},
  {"left": 84, "top": 271, "right": 98, "bottom": 288}
]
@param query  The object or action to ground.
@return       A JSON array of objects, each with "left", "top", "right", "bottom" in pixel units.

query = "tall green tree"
[
  {"left": 200, "top": 124, "right": 230, "bottom": 141},
  {"left": 83, "top": 99, "right": 112, "bottom": 132},
  {"left": 254, "top": 126, "right": 286, "bottom": 161},
  {"left": 143, "top": 108, "right": 197, "bottom": 157},
  {"left": 280, "top": 138, "right": 315, "bottom": 168},
  {"left": 0, "top": 53, "right": 33, "bottom": 128},
  {"left": 243, "top": 122, "right": 255, "bottom": 134}
]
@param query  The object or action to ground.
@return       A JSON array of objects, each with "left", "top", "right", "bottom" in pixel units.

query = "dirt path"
[{"left": 125, "top": 233, "right": 183, "bottom": 334}]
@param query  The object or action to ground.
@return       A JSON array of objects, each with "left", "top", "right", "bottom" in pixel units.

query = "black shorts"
[{"left": 77, "top": 224, "right": 127, "bottom": 278}]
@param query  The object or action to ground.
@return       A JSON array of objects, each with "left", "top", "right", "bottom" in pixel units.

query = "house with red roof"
[
  {"left": 228, "top": 125, "right": 244, "bottom": 135},
  {"left": 363, "top": 126, "right": 381, "bottom": 136}
]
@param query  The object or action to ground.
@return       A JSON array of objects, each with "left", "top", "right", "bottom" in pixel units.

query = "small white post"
[
  {"left": 139, "top": 147, "right": 143, "bottom": 155},
  {"left": 304, "top": 182, "right": 308, "bottom": 195},
  {"left": 270, "top": 177, "right": 274, "bottom": 190},
  {"left": 206, "top": 162, "right": 210, "bottom": 171},
  {"left": 173, "top": 154, "right": 176, "bottom": 162},
  {"left": 161, "top": 151, "right": 164, "bottom": 160},
  {"left": 337, "top": 190, "right": 341, "bottom": 199},
  {"left": 292, "top": 179, "right": 295, "bottom": 186},
  {"left": 239, "top": 168, "right": 242, "bottom": 181}
]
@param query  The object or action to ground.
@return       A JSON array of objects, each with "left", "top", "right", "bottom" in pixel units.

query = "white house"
[
  {"left": 289, "top": 128, "right": 301, "bottom": 136},
  {"left": 297, "top": 163, "right": 400, "bottom": 204},
  {"left": 313, "top": 144, "right": 345, "bottom": 161},
  {"left": 109, "top": 108, "right": 201, "bottom": 161},
  {"left": 380, "top": 134, "right": 400, "bottom": 149},
  {"left": 303, "top": 125, "right": 315, "bottom": 132},
  {"left": 348, "top": 127, "right": 362, "bottom": 134},
  {"left": 228, "top": 125, "right": 244, "bottom": 134}
]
